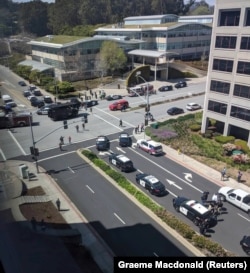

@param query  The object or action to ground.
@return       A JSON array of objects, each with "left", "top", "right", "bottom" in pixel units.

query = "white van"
[{"left": 2, "top": 95, "right": 13, "bottom": 104}]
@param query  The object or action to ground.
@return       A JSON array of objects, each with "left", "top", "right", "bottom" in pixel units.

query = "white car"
[
  {"left": 136, "top": 139, "right": 163, "bottom": 155},
  {"left": 27, "top": 95, "right": 36, "bottom": 101},
  {"left": 186, "top": 102, "right": 202, "bottom": 111},
  {"left": 218, "top": 186, "right": 250, "bottom": 215}
]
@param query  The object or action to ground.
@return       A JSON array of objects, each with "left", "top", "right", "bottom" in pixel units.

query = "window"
[
  {"left": 215, "top": 36, "right": 236, "bottom": 49},
  {"left": 240, "top": 37, "right": 250, "bottom": 50},
  {"left": 208, "top": 100, "right": 227, "bottom": 114},
  {"left": 230, "top": 106, "right": 250, "bottom": 121},
  {"left": 245, "top": 8, "right": 250, "bottom": 26},
  {"left": 210, "top": 80, "right": 230, "bottom": 94},
  {"left": 213, "top": 59, "right": 233, "bottom": 72},
  {"left": 237, "top": 61, "right": 250, "bottom": 75},
  {"left": 219, "top": 10, "right": 240, "bottom": 26},
  {"left": 234, "top": 84, "right": 250, "bottom": 99}
]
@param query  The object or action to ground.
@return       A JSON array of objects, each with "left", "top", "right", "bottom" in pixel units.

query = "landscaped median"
[{"left": 78, "top": 149, "right": 235, "bottom": 257}]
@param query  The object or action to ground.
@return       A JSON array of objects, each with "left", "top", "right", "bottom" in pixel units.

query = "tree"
[{"left": 99, "top": 41, "right": 127, "bottom": 77}]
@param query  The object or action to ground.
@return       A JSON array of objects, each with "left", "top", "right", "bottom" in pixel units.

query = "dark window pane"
[
  {"left": 230, "top": 105, "right": 250, "bottom": 121},
  {"left": 234, "top": 84, "right": 250, "bottom": 99},
  {"left": 237, "top": 61, "right": 250, "bottom": 75},
  {"left": 215, "top": 36, "right": 237, "bottom": 49},
  {"left": 219, "top": 10, "right": 240, "bottom": 26},
  {"left": 210, "top": 80, "right": 230, "bottom": 94},
  {"left": 208, "top": 100, "right": 227, "bottom": 115},
  {"left": 245, "top": 9, "right": 250, "bottom": 26}
]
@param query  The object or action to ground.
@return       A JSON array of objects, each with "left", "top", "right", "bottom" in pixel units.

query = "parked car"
[
  {"left": 27, "top": 95, "right": 37, "bottom": 101},
  {"left": 158, "top": 85, "right": 173, "bottom": 92},
  {"left": 109, "top": 99, "right": 129, "bottom": 111},
  {"left": 167, "top": 107, "right": 184, "bottom": 115},
  {"left": 33, "top": 89, "right": 43, "bottom": 96},
  {"left": 119, "top": 132, "right": 132, "bottom": 147},
  {"left": 136, "top": 139, "right": 163, "bottom": 155},
  {"left": 29, "top": 85, "right": 37, "bottom": 91},
  {"left": 31, "top": 98, "right": 45, "bottom": 108},
  {"left": 135, "top": 173, "right": 166, "bottom": 196},
  {"left": 218, "top": 186, "right": 250, "bottom": 215},
  {"left": 106, "top": 94, "right": 123, "bottom": 101},
  {"left": 44, "top": 96, "right": 53, "bottom": 104},
  {"left": 174, "top": 81, "right": 187, "bottom": 89},
  {"left": 36, "top": 106, "right": 51, "bottom": 115},
  {"left": 172, "top": 196, "right": 217, "bottom": 227},
  {"left": 186, "top": 102, "right": 202, "bottom": 111},
  {"left": 96, "top": 135, "right": 110, "bottom": 151},
  {"left": 84, "top": 100, "right": 98, "bottom": 107},
  {"left": 5, "top": 101, "right": 17, "bottom": 108},
  {"left": 18, "top": 81, "right": 26, "bottom": 86},
  {"left": 23, "top": 90, "right": 32, "bottom": 98},
  {"left": 240, "top": 235, "right": 250, "bottom": 255},
  {"left": 128, "top": 92, "right": 139, "bottom": 97}
]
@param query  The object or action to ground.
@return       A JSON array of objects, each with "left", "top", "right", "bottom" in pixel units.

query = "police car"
[
  {"left": 108, "top": 153, "right": 134, "bottom": 172},
  {"left": 119, "top": 132, "right": 132, "bottom": 147},
  {"left": 135, "top": 173, "right": 166, "bottom": 196},
  {"left": 172, "top": 197, "right": 216, "bottom": 227},
  {"left": 96, "top": 136, "right": 110, "bottom": 151}
]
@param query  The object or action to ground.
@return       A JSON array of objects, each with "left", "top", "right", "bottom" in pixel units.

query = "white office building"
[{"left": 201, "top": 0, "right": 250, "bottom": 146}]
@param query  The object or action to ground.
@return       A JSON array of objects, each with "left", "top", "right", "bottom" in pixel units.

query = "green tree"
[{"left": 99, "top": 41, "right": 127, "bottom": 77}]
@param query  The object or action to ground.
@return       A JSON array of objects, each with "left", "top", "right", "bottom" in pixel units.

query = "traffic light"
[{"left": 63, "top": 120, "right": 68, "bottom": 129}]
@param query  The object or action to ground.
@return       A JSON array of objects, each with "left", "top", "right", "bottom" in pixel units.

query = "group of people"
[
  {"left": 201, "top": 191, "right": 223, "bottom": 215},
  {"left": 134, "top": 123, "right": 144, "bottom": 134},
  {"left": 59, "top": 136, "right": 72, "bottom": 150},
  {"left": 221, "top": 166, "right": 243, "bottom": 182}
]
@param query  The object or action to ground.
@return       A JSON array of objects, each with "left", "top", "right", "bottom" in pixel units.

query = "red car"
[{"left": 109, "top": 99, "right": 129, "bottom": 111}]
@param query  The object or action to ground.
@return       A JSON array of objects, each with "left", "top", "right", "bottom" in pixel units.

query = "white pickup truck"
[{"left": 218, "top": 186, "right": 250, "bottom": 215}]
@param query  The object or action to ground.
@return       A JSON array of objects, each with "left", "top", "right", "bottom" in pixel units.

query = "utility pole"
[{"left": 29, "top": 112, "right": 39, "bottom": 173}]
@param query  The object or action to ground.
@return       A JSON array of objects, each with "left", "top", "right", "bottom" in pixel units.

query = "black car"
[
  {"left": 119, "top": 132, "right": 132, "bottom": 147},
  {"left": 158, "top": 85, "right": 173, "bottom": 92},
  {"left": 70, "top": 98, "right": 82, "bottom": 108},
  {"left": 240, "top": 235, "right": 250, "bottom": 255},
  {"left": 18, "top": 81, "right": 26, "bottom": 86},
  {"left": 44, "top": 96, "right": 53, "bottom": 104},
  {"left": 108, "top": 153, "right": 134, "bottom": 172},
  {"left": 167, "top": 107, "right": 184, "bottom": 115},
  {"left": 23, "top": 90, "right": 32, "bottom": 97},
  {"left": 96, "top": 136, "right": 110, "bottom": 151},
  {"left": 174, "top": 81, "right": 187, "bottom": 89},
  {"left": 106, "top": 95, "right": 123, "bottom": 101},
  {"left": 135, "top": 173, "right": 166, "bottom": 196},
  {"left": 85, "top": 100, "right": 98, "bottom": 107},
  {"left": 172, "top": 196, "right": 216, "bottom": 227},
  {"left": 33, "top": 89, "right": 43, "bottom": 96},
  {"left": 31, "top": 99, "right": 45, "bottom": 108}
]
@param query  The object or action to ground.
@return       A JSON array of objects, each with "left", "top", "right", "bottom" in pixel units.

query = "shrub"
[
  {"left": 177, "top": 113, "right": 195, "bottom": 122},
  {"left": 189, "top": 124, "right": 201, "bottom": 132},
  {"left": 234, "top": 139, "right": 250, "bottom": 154},
  {"left": 214, "top": 135, "right": 235, "bottom": 144}
]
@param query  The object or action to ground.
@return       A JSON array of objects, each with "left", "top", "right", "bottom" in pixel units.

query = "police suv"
[
  {"left": 172, "top": 197, "right": 216, "bottom": 227},
  {"left": 96, "top": 136, "right": 110, "bottom": 151},
  {"left": 108, "top": 153, "right": 134, "bottom": 172}
]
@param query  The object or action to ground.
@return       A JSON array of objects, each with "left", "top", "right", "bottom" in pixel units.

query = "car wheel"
[
  {"left": 19, "top": 122, "right": 25, "bottom": 127},
  {"left": 149, "top": 189, "right": 153, "bottom": 195}
]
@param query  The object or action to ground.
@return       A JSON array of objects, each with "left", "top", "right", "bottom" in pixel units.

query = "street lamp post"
[
  {"left": 135, "top": 72, "right": 150, "bottom": 127},
  {"left": 29, "top": 112, "right": 39, "bottom": 173},
  {"left": 134, "top": 112, "right": 145, "bottom": 139}
]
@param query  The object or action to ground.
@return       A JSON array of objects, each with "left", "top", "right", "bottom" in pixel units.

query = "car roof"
[
  {"left": 231, "top": 189, "right": 250, "bottom": 197},
  {"left": 187, "top": 102, "right": 198, "bottom": 106},
  {"left": 185, "top": 200, "right": 208, "bottom": 214},
  {"left": 147, "top": 140, "right": 161, "bottom": 146},
  {"left": 144, "top": 175, "right": 159, "bottom": 184},
  {"left": 119, "top": 133, "right": 129, "bottom": 137},
  {"left": 97, "top": 136, "right": 108, "bottom": 141},
  {"left": 116, "top": 154, "right": 131, "bottom": 162}
]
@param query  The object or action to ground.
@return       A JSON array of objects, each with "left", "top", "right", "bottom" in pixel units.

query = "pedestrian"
[
  {"left": 59, "top": 142, "right": 63, "bottom": 151},
  {"left": 60, "top": 136, "right": 64, "bottom": 144},
  {"left": 237, "top": 170, "right": 242, "bottom": 182},
  {"left": 56, "top": 198, "right": 61, "bottom": 211},
  {"left": 90, "top": 107, "right": 92, "bottom": 113},
  {"left": 135, "top": 126, "right": 138, "bottom": 134},
  {"left": 141, "top": 123, "right": 144, "bottom": 132},
  {"left": 212, "top": 193, "right": 218, "bottom": 203},
  {"left": 221, "top": 167, "right": 226, "bottom": 181},
  {"left": 68, "top": 136, "right": 71, "bottom": 144},
  {"left": 94, "top": 92, "right": 97, "bottom": 99},
  {"left": 31, "top": 216, "right": 37, "bottom": 231},
  {"left": 201, "top": 191, "right": 209, "bottom": 205},
  {"left": 82, "top": 122, "right": 85, "bottom": 130},
  {"left": 75, "top": 125, "right": 79, "bottom": 133},
  {"left": 119, "top": 119, "right": 122, "bottom": 127},
  {"left": 40, "top": 219, "right": 46, "bottom": 231},
  {"left": 54, "top": 97, "right": 57, "bottom": 103}
]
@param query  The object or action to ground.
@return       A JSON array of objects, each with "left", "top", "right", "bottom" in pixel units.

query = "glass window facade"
[
  {"left": 208, "top": 100, "right": 227, "bottom": 114},
  {"left": 210, "top": 80, "right": 230, "bottom": 94},
  {"left": 234, "top": 84, "right": 250, "bottom": 99},
  {"left": 245, "top": 9, "right": 250, "bottom": 26},
  {"left": 240, "top": 37, "right": 250, "bottom": 50},
  {"left": 237, "top": 61, "right": 250, "bottom": 75},
  {"left": 230, "top": 106, "right": 250, "bottom": 121},
  {"left": 212, "top": 59, "right": 233, "bottom": 72},
  {"left": 219, "top": 10, "right": 240, "bottom": 26},
  {"left": 215, "top": 36, "right": 236, "bottom": 49}
]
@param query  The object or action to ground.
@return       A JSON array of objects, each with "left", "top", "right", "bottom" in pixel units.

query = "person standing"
[
  {"left": 59, "top": 142, "right": 63, "bottom": 151},
  {"left": 221, "top": 167, "right": 226, "bottom": 181},
  {"left": 119, "top": 119, "right": 123, "bottom": 127},
  {"left": 75, "top": 125, "right": 79, "bottom": 133},
  {"left": 82, "top": 122, "right": 85, "bottom": 131},
  {"left": 135, "top": 126, "right": 138, "bottom": 134},
  {"left": 68, "top": 136, "right": 71, "bottom": 144},
  {"left": 140, "top": 123, "right": 144, "bottom": 132},
  {"left": 60, "top": 136, "right": 64, "bottom": 144},
  {"left": 56, "top": 198, "right": 61, "bottom": 211},
  {"left": 237, "top": 170, "right": 242, "bottom": 182}
]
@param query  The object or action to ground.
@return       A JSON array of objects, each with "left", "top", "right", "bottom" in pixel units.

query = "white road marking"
[
  {"left": 0, "top": 148, "right": 6, "bottom": 161},
  {"left": 114, "top": 213, "right": 126, "bottom": 224},
  {"left": 8, "top": 130, "right": 27, "bottom": 155},
  {"left": 137, "top": 169, "right": 143, "bottom": 173},
  {"left": 237, "top": 213, "right": 250, "bottom": 222},
  {"left": 86, "top": 185, "right": 95, "bottom": 193},
  {"left": 166, "top": 179, "right": 182, "bottom": 190},
  {"left": 184, "top": 173, "right": 192, "bottom": 183},
  {"left": 116, "top": 147, "right": 126, "bottom": 153},
  {"left": 68, "top": 166, "right": 75, "bottom": 173}
]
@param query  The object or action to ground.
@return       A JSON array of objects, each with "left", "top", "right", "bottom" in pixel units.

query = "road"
[{"left": 1, "top": 65, "right": 249, "bottom": 256}]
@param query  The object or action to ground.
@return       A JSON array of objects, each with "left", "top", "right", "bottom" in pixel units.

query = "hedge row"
[{"left": 81, "top": 149, "right": 235, "bottom": 257}]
